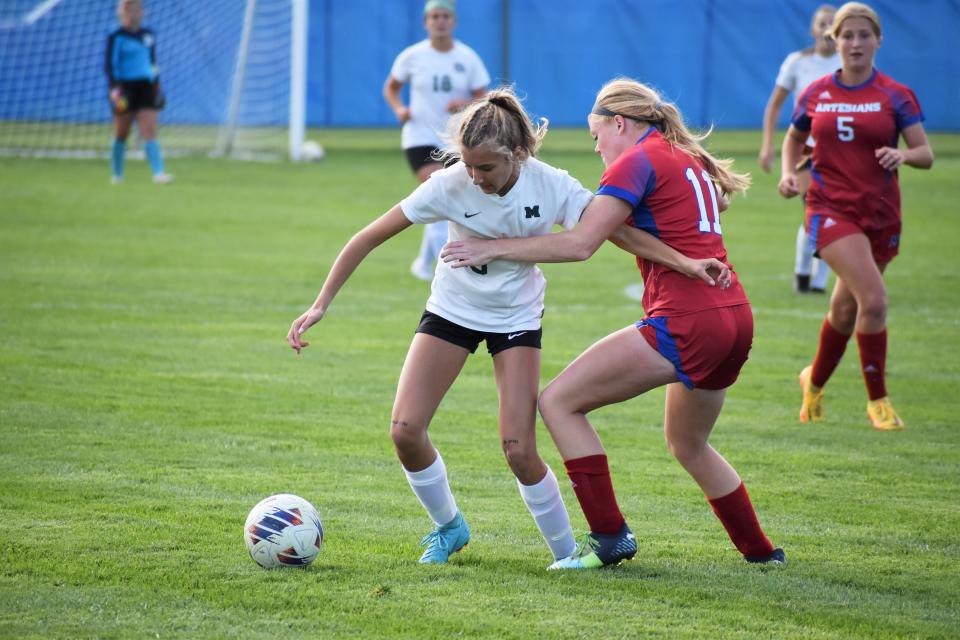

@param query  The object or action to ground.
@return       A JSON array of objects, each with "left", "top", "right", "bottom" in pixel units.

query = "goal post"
[
  {"left": 288, "top": 0, "right": 307, "bottom": 162},
  {"left": 0, "top": 0, "right": 308, "bottom": 161}
]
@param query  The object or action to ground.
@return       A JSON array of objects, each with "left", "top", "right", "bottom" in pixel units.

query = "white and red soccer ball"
[{"left": 244, "top": 494, "right": 323, "bottom": 569}]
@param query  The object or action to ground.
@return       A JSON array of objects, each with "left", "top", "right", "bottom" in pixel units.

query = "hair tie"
[{"left": 654, "top": 101, "right": 663, "bottom": 111}]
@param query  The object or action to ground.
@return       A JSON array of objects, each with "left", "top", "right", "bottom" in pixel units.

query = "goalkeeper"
[{"left": 105, "top": 0, "right": 171, "bottom": 184}]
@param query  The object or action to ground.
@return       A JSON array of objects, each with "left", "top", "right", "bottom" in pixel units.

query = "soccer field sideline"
[{"left": 0, "top": 130, "right": 958, "bottom": 638}]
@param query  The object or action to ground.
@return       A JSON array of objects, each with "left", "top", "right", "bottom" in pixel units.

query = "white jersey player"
[
  {"left": 759, "top": 4, "right": 840, "bottom": 293},
  {"left": 287, "top": 89, "right": 721, "bottom": 568},
  {"left": 402, "top": 155, "right": 586, "bottom": 333},
  {"left": 383, "top": 0, "right": 490, "bottom": 282}
]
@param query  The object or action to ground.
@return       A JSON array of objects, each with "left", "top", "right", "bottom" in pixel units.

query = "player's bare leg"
[
  {"left": 391, "top": 333, "right": 472, "bottom": 563},
  {"left": 663, "top": 384, "right": 737, "bottom": 497},
  {"left": 541, "top": 326, "right": 676, "bottom": 460},
  {"left": 664, "top": 384, "right": 783, "bottom": 564},
  {"left": 820, "top": 236, "right": 902, "bottom": 429},
  {"left": 540, "top": 326, "right": 676, "bottom": 569},
  {"left": 494, "top": 346, "right": 575, "bottom": 561}
]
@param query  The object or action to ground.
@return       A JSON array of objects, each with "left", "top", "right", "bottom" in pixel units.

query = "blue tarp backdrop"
[
  {"left": 309, "top": 0, "right": 959, "bottom": 130},
  {"left": 1, "top": 0, "right": 957, "bottom": 130}
]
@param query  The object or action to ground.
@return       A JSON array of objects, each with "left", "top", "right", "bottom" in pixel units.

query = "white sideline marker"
[{"left": 623, "top": 283, "right": 645, "bottom": 302}]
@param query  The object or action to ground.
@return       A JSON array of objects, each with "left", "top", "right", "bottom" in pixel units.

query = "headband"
[
  {"left": 424, "top": 0, "right": 455, "bottom": 14},
  {"left": 591, "top": 103, "right": 663, "bottom": 120}
]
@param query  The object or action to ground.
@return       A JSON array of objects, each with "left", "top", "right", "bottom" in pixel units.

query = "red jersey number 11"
[{"left": 685, "top": 167, "right": 722, "bottom": 235}]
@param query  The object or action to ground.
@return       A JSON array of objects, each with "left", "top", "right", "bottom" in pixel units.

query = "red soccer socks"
[
  {"left": 563, "top": 454, "right": 625, "bottom": 535},
  {"left": 708, "top": 482, "right": 775, "bottom": 559},
  {"left": 810, "top": 318, "right": 852, "bottom": 388},
  {"left": 856, "top": 330, "right": 888, "bottom": 401}
]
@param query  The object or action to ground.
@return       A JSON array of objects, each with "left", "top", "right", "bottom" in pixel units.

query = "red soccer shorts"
[
  {"left": 636, "top": 304, "right": 753, "bottom": 391},
  {"left": 808, "top": 214, "right": 901, "bottom": 266}
]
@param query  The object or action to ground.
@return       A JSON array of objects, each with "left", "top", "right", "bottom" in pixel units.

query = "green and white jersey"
[
  {"left": 390, "top": 39, "right": 490, "bottom": 149},
  {"left": 401, "top": 157, "right": 593, "bottom": 333}
]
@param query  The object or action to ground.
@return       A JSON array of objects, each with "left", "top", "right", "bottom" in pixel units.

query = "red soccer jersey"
[
  {"left": 792, "top": 69, "right": 924, "bottom": 230},
  {"left": 597, "top": 128, "right": 749, "bottom": 317}
]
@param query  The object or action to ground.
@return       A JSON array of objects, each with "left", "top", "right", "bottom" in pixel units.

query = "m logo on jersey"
[{"left": 524, "top": 205, "right": 540, "bottom": 219}]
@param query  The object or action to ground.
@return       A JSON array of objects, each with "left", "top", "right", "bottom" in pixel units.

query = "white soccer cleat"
[{"left": 152, "top": 173, "right": 174, "bottom": 185}]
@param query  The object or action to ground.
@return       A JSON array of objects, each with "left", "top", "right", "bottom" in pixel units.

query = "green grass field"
[{"left": 2, "top": 129, "right": 958, "bottom": 639}]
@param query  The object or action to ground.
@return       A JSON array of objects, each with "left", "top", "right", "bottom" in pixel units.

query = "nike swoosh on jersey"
[{"left": 464, "top": 211, "right": 482, "bottom": 218}]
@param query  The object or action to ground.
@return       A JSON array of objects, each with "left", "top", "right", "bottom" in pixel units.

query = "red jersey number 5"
[{"left": 837, "top": 116, "right": 855, "bottom": 141}]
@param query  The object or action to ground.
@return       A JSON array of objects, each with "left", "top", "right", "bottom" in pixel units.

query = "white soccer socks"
[
  {"left": 518, "top": 465, "right": 576, "bottom": 561},
  {"left": 403, "top": 451, "right": 459, "bottom": 527}
]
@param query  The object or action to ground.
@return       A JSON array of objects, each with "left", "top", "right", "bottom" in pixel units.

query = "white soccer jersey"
[
  {"left": 400, "top": 157, "right": 593, "bottom": 333},
  {"left": 390, "top": 40, "right": 491, "bottom": 149},
  {"left": 776, "top": 50, "right": 841, "bottom": 105}
]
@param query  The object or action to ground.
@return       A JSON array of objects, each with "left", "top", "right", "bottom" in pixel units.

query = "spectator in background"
[
  {"left": 760, "top": 4, "right": 839, "bottom": 293},
  {"left": 105, "top": 0, "right": 171, "bottom": 184},
  {"left": 779, "top": 2, "right": 933, "bottom": 431},
  {"left": 383, "top": 0, "right": 490, "bottom": 281}
]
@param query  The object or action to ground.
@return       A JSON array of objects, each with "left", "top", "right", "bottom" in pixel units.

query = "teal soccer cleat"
[
  {"left": 548, "top": 523, "right": 637, "bottom": 570},
  {"left": 418, "top": 512, "right": 470, "bottom": 564}
]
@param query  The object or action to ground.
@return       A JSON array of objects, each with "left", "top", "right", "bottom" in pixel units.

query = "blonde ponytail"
[{"left": 591, "top": 78, "right": 751, "bottom": 197}]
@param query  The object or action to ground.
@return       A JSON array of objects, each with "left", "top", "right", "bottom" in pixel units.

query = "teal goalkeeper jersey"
[{"left": 105, "top": 27, "right": 157, "bottom": 83}]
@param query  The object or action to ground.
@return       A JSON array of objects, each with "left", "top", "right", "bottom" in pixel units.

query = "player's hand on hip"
[
  {"left": 875, "top": 146, "right": 905, "bottom": 171},
  {"left": 287, "top": 308, "right": 324, "bottom": 354},
  {"left": 777, "top": 173, "right": 800, "bottom": 199},
  {"left": 440, "top": 239, "right": 494, "bottom": 268}
]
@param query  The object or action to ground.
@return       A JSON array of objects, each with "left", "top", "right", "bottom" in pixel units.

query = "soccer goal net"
[{"left": 0, "top": 0, "right": 307, "bottom": 161}]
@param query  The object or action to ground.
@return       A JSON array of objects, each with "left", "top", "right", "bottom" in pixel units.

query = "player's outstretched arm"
[
  {"left": 608, "top": 225, "right": 730, "bottom": 288},
  {"left": 287, "top": 205, "right": 412, "bottom": 354},
  {"left": 440, "top": 194, "right": 629, "bottom": 266},
  {"left": 440, "top": 195, "right": 726, "bottom": 286}
]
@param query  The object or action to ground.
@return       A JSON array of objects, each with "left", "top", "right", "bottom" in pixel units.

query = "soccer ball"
[
  {"left": 244, "top": 493, "right": 324, "bottom": 568},
  {"left": 299, "top": 140, "right": 325, "bottom": 162}
]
